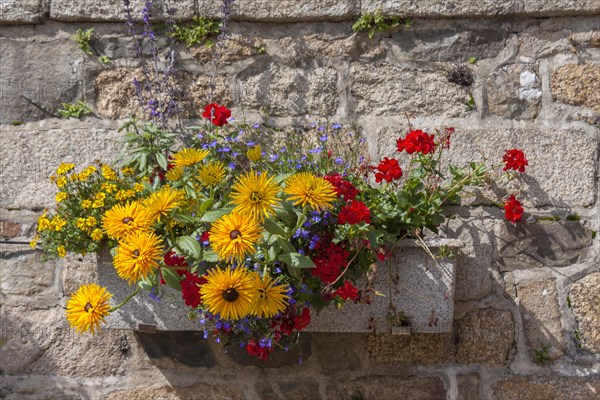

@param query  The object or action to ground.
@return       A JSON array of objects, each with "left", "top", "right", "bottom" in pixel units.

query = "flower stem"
[{"left": 109, "top": 286, "right": 141, "bottom": 312}]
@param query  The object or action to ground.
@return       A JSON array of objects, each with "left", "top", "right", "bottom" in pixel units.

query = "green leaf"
[
  {"left": 161, "top": 267, "right": 182, "bottom": 289},
  {"left": 201, "top": 207, "right": 234, "bottom": 222},
  {"left": 199, "top": 198, "right": 215, "bottom": 214},
  {"left": 263, "top": 218, "right": 288, "bottom": 237},
  {"left": 202, "top": 250, "right": 219, "bottom": 262},
  {"left": 276, "top": 237, "right": 296, "bottom": 253},
  {"left": 155, "top": 152, "right": 168, "bottom": 170},
  {"left": 278, "top": 252, "right": 315, "bottom": 269},
  {"left": 176, "top": 236, "right": 201, "bottom": 260},
  {"left": 171, "top": 212, "right": 198, "bottom": 224}
]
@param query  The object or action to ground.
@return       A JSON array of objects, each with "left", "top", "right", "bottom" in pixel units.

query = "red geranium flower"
[
  {"left": 324, "top": 173, "right": 358, "bottom": 201},
  {"left": 504, "top": 195, "right": 524, "bottom": 223},
  {"left": 334, "top": 280, "right": 359, "bottom": 302},
  {"left": 294, "top": 307, "right": 311, "bottom": 330},
  {"left": 202, "top": 103, "right": 231, "bottom": 127},
  {"left": 502, "top": 149, "right": 528, "bottom": 172},
  {"left": 246, "top": 338, "right": 273, "bottom": 361},
  {"left": 312, "top": 242, "right": 350, "bottom": 283},
  {"left": 397, "top": 130, "right": 436, "bottom": 155},
  {"left": 180, "top": 272, "right": 207, "bottom": 308},
  {"left": 338, "top": 200, "right": 371, "bottom": 225},
  {"left": 374, "top": 157, "right": 402, "bottom": 183}
]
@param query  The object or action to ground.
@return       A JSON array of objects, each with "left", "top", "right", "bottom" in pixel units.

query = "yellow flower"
[
  {"left": 81, "top": 199, "right": 92, "bottom": 209},
  {"left": 251, "top": 274, "right": 289, "bottom": 318},
  {"left": 102, "top": 201, "right": 153, "bottom": 239},
  {"left": 79, "top": 166, "right": 98, "bottom": 181},
  {"left": 57, "top": 245, "right": 66, "bottom": 258},
  {"left": 200, "top": 267, "right": 257, "bottom": 320},
  {"left": 101, "top": 164, "right": 117, "bottom": 180},
  {"left": 284, "top": 172, "right": 337, "bottom": 211},
  {"left": 91, "top": 228, "right": 104, "bottom": 241},
  {"left": 197, "top": 161, "right": 226, "bottom": 187},
  {"left": 56, "top": 176, "right": 68, "bottom": 188},
  {"left": 144, "top": 186, "right": 183, "bottom": 221},
  {"left": 55, "top": 191, "right": 68, "bottom": 202},
  {"left": 115, "top": 189, "right": 136, "bottom": 201},
  {"left": 247, "top": 145, "right": 262, "bottom": 162},
  {"left": 171, "top": 148, "right": 210, "bottom": 168},
  {"left": 230, "top": 170, "right": 280, "bottom": 221},
  {"left": 133, "top": 183, "right": 145, "bottom": 193},
  {"left": 66, "top": 283, "right": 112, "bottom": 334},
  {"left": 92, "top": 192, "right": 106, "bottom": 208},
  {"left": 209, "top": 211, "right": 262, "bottom": 262},
  {"left": 121, "top": 166, "right": 135, "bottom": 175},
  {"left": 76, "top": 217, "right": 88, "bottom": 231},
  {"left": 166, "top": 166, "right": 184, "bottom": 181},
  {"left": 57, "top": 162, "right": 75, "bottom": 175},
  {"left": 37, "top": 214, "right": 51, "bottom": 232},
  {"left": 29, "top": 235, "right": 39, "bottom": 249},
  {"left": 101, "top": 182, "right": 117, "bottom": 194},
  {"left": 113, "top": 230, "right": 163, "bottom": 284},
  {"left": 52, "top": 216, "right": 67, "bottom": 232}
]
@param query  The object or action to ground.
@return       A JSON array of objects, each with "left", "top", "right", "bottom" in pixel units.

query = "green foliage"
[
  {"left": 57, "top": 101, "right": 93, "bottom": 119},
  {"left": 170, "top": 16, "right": 222, "bottom": 47},
  {"left": 99, "top": 55, "right": 111, "bottom": 64},
  {"left": 533, "top": 341, "right": 551, "bottom": 365},
  {"left": 566, "top": 214, "right": 581, "bottom": 221},
  {"left": 537, "top": 215, "right": 561, "bottom": 221},
  {"left": 469, "top": 57, "right": 477, "bottom": 64},
  {"left": 465, "top": 94, "right": 476, "bottom": 111},
  {"left": 352, "top": 8, "right": 411, "bottom": 39},
  {"left": 72, "top": 28, "right": 94, "bottom": 55}
]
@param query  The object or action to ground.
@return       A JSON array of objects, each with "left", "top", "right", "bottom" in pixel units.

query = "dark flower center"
[
  {"left": 133, "top": 249, "right": 140, "bottom": 257},
  {"left": 84, "top": 302, "right": 93, "bottom": 312},
  {"left": 122, "top": 217, "right": 133, "bottom": 224},
  {"left": 229, "top": 229, "right": 241, "bottom": 240},
  {"left": 222, "top": 288, "right": 239, "bottom": 302}
]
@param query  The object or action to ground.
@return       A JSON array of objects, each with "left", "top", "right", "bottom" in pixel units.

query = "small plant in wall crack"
[
  {"left": 353, "top": 8, "right": 411, "bottom": 39},
  {"left": 533, "top": 341, "right": 552, "bottom": 365},
  {"left": 73, "top": 28, "right": 95, "bottom": 55},
  {"left": 447, "top": 63, "right": 475, "bottom": 87},
  {"left": 170, "top": 16, "right": 222, "bottom": 47},
  {"left": 57, "top": 101, "right": 93, "bottom": 119},
  {"left": 465, "top": 94, "right": 476, "bottom": 111}
]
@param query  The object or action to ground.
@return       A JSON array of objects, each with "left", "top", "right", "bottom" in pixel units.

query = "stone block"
[
  {"left": 197, "top": 0, "right": 355, "bottom": 22},
  {"left": 277, "top": 380, "right": 321, "bottom": 400},
  {"left": 497, "top": 221, "right": 593, "bottom": 271},
  {"left": 134, "top": 331, "right": 216, "bottom": 367},
  {"left": 0, "top": 249, "right": 59, "bottom": 308},
  {"left": 366, "top": 333, "right": 455, "bottom": 365},
  {"left": 191, "top": 35, "right": 265, "bottom": 64},
  {"left": 486, "top": 64, "right": 541, "bottom": 119},
  {"left": 348, "top": 62, "right": 468, "bottom": 117},
  {"left": 522, "top": 1, "right": 600, "bottom": 16},
  {"left": 517, "top": 279, "right": 565, "bottom": 360},
  {"left": 492, "top": 376, "right": 600, "bottom": 400},
  {"left": 327, "top": 376, "right": 447, "bottom": 400},
  {"left": 314, "top": 333, "right": 364, "bottom": 373},
  {"left": 455, "top": 308, "right": 515, "bottom": 367},
  {"left": 240, "top": 63, "right": 338, "bottom": 117},
  {"left": 224, "top": 332, "right": 312, "bottom": 368},
  {"left": 458, "top": 374, "right": 480, "bottom": 400},
  {"left": 49, "top": 0, "right": 196, "bottom": 22},
  {"left": 569, "top": 272, "right": 600, "bottom": 353},
  {"left": 0, "top": 39, "right": 84, "bottom": 124},
  {"left": 551, "top": 63, "right": 600, "bottom": 113},
  {"left": 62, "top": 253, "right": 100, "bottom": 295},
  {"left": 0, "top": 220, "right": 21, "bottom": 238},
  {"left": 0, "top": 121, "right": 123, "bottom": 209},
  {"left": 0, "top": 306, "right": 130, "bottom": 377},
  {"left": 0, "top": 0, "right": 44, "bottom": 25},
  {"left": 106, "top": 384, "right": 246, "bottom": 400}
]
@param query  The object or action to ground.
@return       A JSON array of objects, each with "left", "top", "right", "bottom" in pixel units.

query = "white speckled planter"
[{"left": 99, "top": 238, "right": 461, "bottom": 334}]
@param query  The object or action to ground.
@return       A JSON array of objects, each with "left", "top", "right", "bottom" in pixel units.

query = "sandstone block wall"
[{"left": 1, "top": 1, "right": 599, "bottom": 399}]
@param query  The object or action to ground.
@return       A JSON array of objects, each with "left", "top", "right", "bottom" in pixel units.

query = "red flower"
[
  {"left": 202, "top": 103, "right": 231, "bottom": 127},
  {"left": 442, "top": 127, "right": 454, "bottom": 149},
  {"left": 397, "top": 130, "right": 436, "bottom": 155},
  {"left": 163, "top": 251, "right": 188, "bottom": 269},
  {"left": 312, "top": 242, "right": 350, "bottom": 283},
  {"left": 334, "top": 280, "right": 359, "bottom": 302},
  {"left": 338, "top": 200, "right": 371, "bottom": 225},
  {"left": 246, "top": 339, "right": 273, "bottom": 361},
  {"left": 324, "top": 173, "right": 358, "bottom": 201},
  {"left": 294, "top": 308, "right": 311, "bottom": 330},
  {"left": 374, "top": 157, "right": 402, "bottom": 183},
  {"left": 502, "top": 149, "right": 528, "bottom": 173},
  {"left": 504, "top": 195, "right": 524, "bottom": 223},
  {"left": 180, "top": 272, "right": 207, "bottom": 308}
]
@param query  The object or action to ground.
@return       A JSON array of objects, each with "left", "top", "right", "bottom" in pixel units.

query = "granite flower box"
[{"left": 99, "top": 238, "right": 461, "bottom": 334}]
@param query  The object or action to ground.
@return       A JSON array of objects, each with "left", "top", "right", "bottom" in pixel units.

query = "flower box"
[{"left": 98, "top": 238, "right": 461, "bottom": 334}]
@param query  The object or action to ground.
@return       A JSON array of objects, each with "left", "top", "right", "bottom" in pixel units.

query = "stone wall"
[{"left": 1, "top": 1, "right": 599, "bottom": 399}]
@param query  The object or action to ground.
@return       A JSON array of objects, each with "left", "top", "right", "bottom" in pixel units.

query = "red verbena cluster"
[
  {"left": 374, "top": 157, "right": 402, "bottom": 183},
  {"left": 397, "top": 129, "right": 436, "bottom": 155},
  {"left": 338, "top": 200, "right": 371, "bottom": 225},
  {"left": 311, "top": 242, "right": 350, "bottom": 283},
  {"left": 180, "top": 272, "right": 207, "bottom": 308},
  {"left": 502, "top": 149, "right": 528, "bottom": 173},
  {"left": 202, "top": 103, "right": 231, "bottom": 127},
  {"left": 504, "top": 195, "right": 524, "bottom": 223}
]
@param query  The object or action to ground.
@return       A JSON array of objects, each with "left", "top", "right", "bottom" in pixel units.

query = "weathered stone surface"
[
  {"left": 134, "top": 331, "right": 216, "bottom": 368},
  {"left": 0, "top": 39, "right": 84, "bottom": 124},
  {"left": 277, "top": 380, "right": 321, "bottom": 400},
  {"left": 191, "top": 35, "right": 265, "bottom": 64},
  {"left": 492, "top": 376, "right": 600, "bottom": 400},
  {"left": 455, "top": 308, "right": 515, "bottom": 367},
  {"left": 0, "top": 0, "right": 44, "bottom": 25},
  {"left": 314, "top": 333, "right": 364, "bottom": 373},
  {"left": 458, "top": 374, "right": 480, "bottom": 400},
  {"left": 0, "top": 306, "right": 130, "bottom": 377},
  {"left": 240, "top": 64, "right": 338, "bottom": 116},
  {"left": 349, "top": 63, "right": 468, "bottom": 117},
  {"left": 198, "top": 0, "right": 355, "bottom": 22},
  {"left": 0, "top": 250, "right": 59, "bottom": 307},
  {"left": 106, "top": 384, "right": 246, "bottom": 400},
  {"left": 0, "top": 375, "right": 89, "bottom": 400},
  {"left": 486, "top": 64, "right": 541, "bottom": 119},
  {"left": 62, "top": 253, "right": 100, "bottom": 295},
  {"left": 362, "top": 1, "right": 600, "bottom": 17},
  {"left": 0, "top": 220, "right": 21, "bottom": 238},
  {"left": 569, "top": 272, "right": 600, "bottom": 353},
  {"left": 94, "top": 68, "right": 231, "bottom": 120},
  {"left": 497, "top": 221, "right": 593, "bottom": 271},
  {"left": 517, "top": 279, "right": 565, "bottom": 360},
  {"left": 49, "top": 0, "right": 195, "bottom": 22},
  {"left": 551, "top": 63, "right": 600, "bottom": 112},
  {"left": 366, "top": 333, "right": 455, "bottom": 364},
  {"left": 327, "top": 376, "right": 447, "bottom": 400},
  {"left": 0, "top": 121, "right": 122, "bottom": 209}
]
